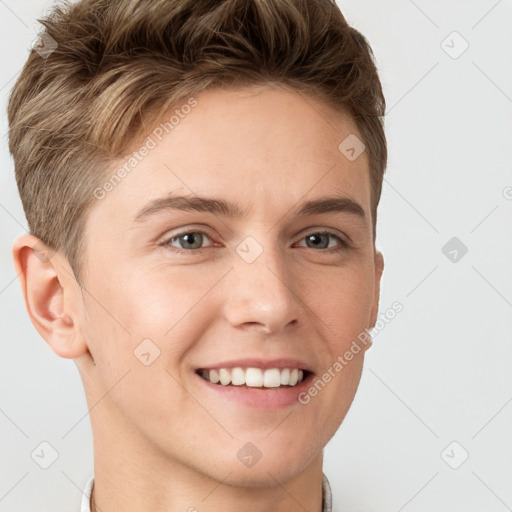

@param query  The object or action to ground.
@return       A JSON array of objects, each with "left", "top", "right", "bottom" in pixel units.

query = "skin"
[{"left": 12, "top": 84, "right": 384, "bottom": 512}]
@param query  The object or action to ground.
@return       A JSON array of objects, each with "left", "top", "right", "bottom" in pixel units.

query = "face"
[{"left": 78, "top": 84, "right": 383, "bottom": 485}]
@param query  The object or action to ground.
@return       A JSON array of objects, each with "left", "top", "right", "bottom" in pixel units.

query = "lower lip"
[{"left": 195, "top": 372, "right": 314, "bottom": 410}]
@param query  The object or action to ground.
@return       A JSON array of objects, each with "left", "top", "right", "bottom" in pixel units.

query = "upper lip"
[{"left": 196, "top": 358, "right": 315, "bottom": 374}]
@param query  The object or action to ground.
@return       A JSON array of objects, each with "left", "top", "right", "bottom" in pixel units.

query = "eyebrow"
[{"left": 132, "top": 194, "right": 366, "bottom": 224}]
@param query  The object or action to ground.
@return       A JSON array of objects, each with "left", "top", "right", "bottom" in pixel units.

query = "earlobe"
[
  {"left": 12, "top": 233, "right": 88, "bottom": 359},
  {"left": 369, "top": 249, "right": 384, "bottom": 329}
]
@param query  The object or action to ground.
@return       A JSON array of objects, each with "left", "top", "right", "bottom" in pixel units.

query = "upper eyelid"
[{"left": 163, "top": 227, "right": 216, "bottom": 244}]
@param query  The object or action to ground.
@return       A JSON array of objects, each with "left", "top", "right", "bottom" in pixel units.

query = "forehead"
[{"left": 89, "top": 85, "right": 371, "bottom": 226}]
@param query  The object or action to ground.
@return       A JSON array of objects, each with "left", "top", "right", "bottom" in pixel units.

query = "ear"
[
  {"left": 369, "top": 248, "right": 384, "bottom": 329},
  {"left": 12, "top": 233, "right": 88, "bottom": 359}
]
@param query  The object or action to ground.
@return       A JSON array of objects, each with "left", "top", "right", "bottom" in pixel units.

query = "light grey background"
[{"left": 1, "top": 1, "right": 511, "bottom": 511}]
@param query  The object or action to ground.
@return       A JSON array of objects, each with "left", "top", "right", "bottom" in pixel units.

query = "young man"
[{"left": 9, "top": 0, "right": 386, "bottom": 510}]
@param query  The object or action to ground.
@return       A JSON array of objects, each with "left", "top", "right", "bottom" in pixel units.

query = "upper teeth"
[{"left": 200, "top": 367, "right": 305, "bottom": 388}]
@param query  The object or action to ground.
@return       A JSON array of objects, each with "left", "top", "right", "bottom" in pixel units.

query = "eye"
[
  {"left": 159, "top": 229, "right": 350, "bottom": 253},
  {"left": 161, "top": 230, "right": 215, "bottom": 251},
  {"left": 295, "top": 231, "right": 349, "bottom": 251}
]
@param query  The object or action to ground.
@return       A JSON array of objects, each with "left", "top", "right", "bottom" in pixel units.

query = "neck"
[
  {"left": 87, "top": 398, "right": 325, "bottom": 512},
  {"left": 90, "top": 453, "right": 325, "bottom": 512}
]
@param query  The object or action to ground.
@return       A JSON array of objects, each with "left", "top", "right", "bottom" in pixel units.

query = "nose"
[{"left": 222, "top": 240, "right": 301, "bottom": 334}]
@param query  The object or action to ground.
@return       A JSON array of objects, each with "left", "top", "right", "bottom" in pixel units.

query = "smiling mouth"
[{"left": 195, "top": 367, "right": 312, "bottom": 388}]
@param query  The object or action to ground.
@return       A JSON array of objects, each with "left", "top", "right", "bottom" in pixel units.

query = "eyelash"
[{"left": 159, "top": 229, "right": 350, "bottom": 253}]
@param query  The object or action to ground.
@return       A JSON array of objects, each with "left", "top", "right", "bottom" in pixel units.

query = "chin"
[
  {"left": 215, "top": 462, "right": 310, "bottom": 488},
  {"left": 204, "top": 440, "right": 320, "bottom": 488}
]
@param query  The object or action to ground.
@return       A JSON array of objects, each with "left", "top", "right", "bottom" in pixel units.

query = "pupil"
[
  {"left": 308, "top": 234, "right": 328, "bottom": 249},
  {"left": 181, "top": 233, "right": 201, "bottom": 249}
]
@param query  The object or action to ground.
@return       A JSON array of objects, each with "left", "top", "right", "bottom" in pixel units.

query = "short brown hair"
[{"left": 8, "top": 0, "right": 386, "bottom": 285}]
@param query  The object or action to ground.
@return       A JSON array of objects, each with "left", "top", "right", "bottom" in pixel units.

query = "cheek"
[
  {"left": 86, "top": 263, "right": 215, "bottom": 335},
  {"left": 79, "top": 275, "right": 201, "bottom": 430},
  {"left": 80, "top": 264, "right": 224, "bottom": 380},
  {"left": 322, "top": 356, "right": 364, "bottom": 439},
  {"left": 302, "top": 258, "right": 375, "bottom": 341}
]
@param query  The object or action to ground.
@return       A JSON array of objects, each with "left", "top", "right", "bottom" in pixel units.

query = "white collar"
[{"left": 80, "top": 475, "right": 94, "bottom": 512}]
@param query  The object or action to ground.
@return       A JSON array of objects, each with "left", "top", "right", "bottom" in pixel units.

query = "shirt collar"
[
  {"left": 81, "top": 475, "right": 94, "bottom": 512},
  {"left": 322, "top": 472, "right": 333, "bottom": 512},
  {"left": 81, "top": 473, "right": 333, "bottom": 512}
]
